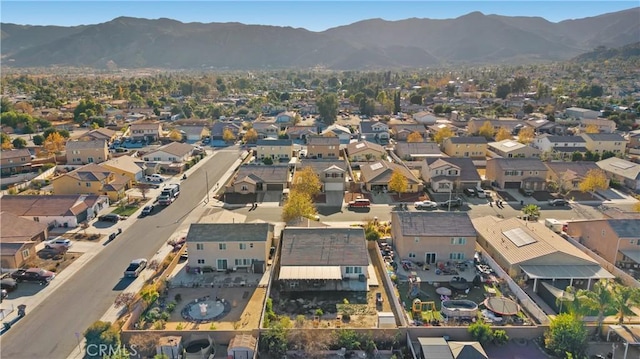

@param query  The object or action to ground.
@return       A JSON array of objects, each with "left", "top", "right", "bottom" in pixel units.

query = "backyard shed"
[{"left": 377, "top": 312, "right": 396, "bottom": 328}]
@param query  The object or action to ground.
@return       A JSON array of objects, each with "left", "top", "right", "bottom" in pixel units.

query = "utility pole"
[
  {"left": 448, "top": 185, "right": 453, "bottom": 212},
  {"left": 205, "top": 171, "right": 210, "bottom": 203}
]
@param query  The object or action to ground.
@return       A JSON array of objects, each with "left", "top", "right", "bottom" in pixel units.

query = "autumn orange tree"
[
  {"left": 495, "top": 127, "right": 512, "bottom": 141},
  {"left": 222, "top": 128, "right": 236, "bottom": 143},
  {"left": 388, "top": 169, "right": 408, "bottom": 198},
  {"left": 517, "top": 127, "right": 535, "bottom": 144},
  {"left": 579, "top": 169, "right": 609, "bottom": 193},
  {"left": 434, "top": 127, "right": 454, "bottom": 145},
  {"left": 281, "top": 190, "right": 316, "bottom": 223},
  {"left": 407, "top": 131, "right": 423, "bottom": 143},
  {"left": 584, "top": 124, "right": 600, "bottom": 134},
  {"left": 44, "top": 132, "right": 65, "bottom": 155},
  {"left": 292, "top": 166, "right": 322, "bottom": 198},
  {"left": 478, "top": 121, "right": 495, "bottom": 140},
  {"left": 243, "top": 128, "right": 258, "bottom": 143}
]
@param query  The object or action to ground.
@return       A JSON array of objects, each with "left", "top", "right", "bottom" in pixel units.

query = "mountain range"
[{"left": 1, "top": 8, "right": 639, "bottom": 70}]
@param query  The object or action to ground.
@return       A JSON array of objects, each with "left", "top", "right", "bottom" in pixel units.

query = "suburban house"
[
  {"left": 412, "top": 111, "right": 438, "bottom": 125},
  {"left": 581, "top": 133, "right": 627, "bottom": 155},
  {"left": 186, "top": 223, "right": 274, "bottom": 273},
  {"left": 359, "top": 120, "right": 390, "bottom": 144},
  {"left": 487, "top": 139, "right": 541, "bottom": 158},
  {"left": 277, "top": 227, "right": 370, "bottom": 291},
  {"left": 533, "top": 135, "right": 586, "bottom": 153},
  {"left": 486, "top": 158, "right": 548, "bottom": 190},
  {"left": 429, "top": 123, "right": 464, "bottom": 137},
  {"left": 545, "top": 161, "right": 603, "bottom": 192},
  {"left": 359, "top": 160, "right": 422, "bottom": 193},
  {"left": 99, "top": 155, "right": 145, "bottom": 182},
  {"left": 65, "top": 139, "right": 109, "bottom": 165},
  {"left": 421, "top": 157, "right": 481, "bottom": 193},
  {"left": 473, "top": 216, "right": 613, "bottom": 295},
  {"left": 142, "top": 142, "right": 194, "bottom": 163},
  {"left": 255, "top": 138, "right": 293, "bottom": 163},
  {"left": 392, "top": 124, "right": 428, "bottom": 142},
  {"left": 0, "top": 194, "right": 109, "bottom": 228},
  {"left": 395, "top": 142, "right": 444, "bottom": 161},
  {"left": 210, "top": 121, "right": 242, "bottom": 143},
  {"left": 345, "top": 141, "right": 387, "bottom": 162},
  {"left": 628, "top": 130, "right": 640, "bottom": 149},
  {"left": 467, "top": 119, "right": 523, "bottom": 133},
  {"left": 0, "top": 148, "right": 32, "bottom": 176},
  {"left": 297, "top": 159, "right": 348, "bottom": 193},
  {"left": 580, "top": 118, "right": 617, "bottom": 134},
  {"left": 566, "top": 219, "right": 640, "bottom": 269},
  {"left": 228, "top": 165, "right": 289, "bottom": 194},
  {"left": 129, "top": 121, "right": 163, "bottom": 142},
  {"left": 321, "top": 124, "right": 353, "bottom": 143},
  {"left": 0, "top": 212, "right": 48, "bottom": 269},
  {"left": 416, "top": 337, "right": 488, "bottom": 359},
  {"left": 275, "top": 111, "right": 297, "bottom": 130},
  {"left": 252, "top": 122, "right": 280, "bottom": 140},
  {"left": 596, "top": 157, "right": 640, "bottom": 192},
  {"left": 565, "top": 107, "right": 599, "bottom": 120},
  {"left": 524, "top": 118, "right": 564, "bottom": 135},
  {"left": 52, "top": 164, "right": 131, "bottom": 201},
  {"left": 306, "top": 135, "right": 340, "bottom": 159},
  {"left": 442, "top": 137, "right": 487, "bottom": 159},
  {"left": 176, "top": 125, "right": 210, "bottom": 143},
  {"left": 80, "top": 127, "right": 118, "bottom": 143},
  {"left": 286, "top": 126, "right": 317, "bottom": 142},
  {"left": 391, "top": 212, "right": 477, "bottom": 265}
]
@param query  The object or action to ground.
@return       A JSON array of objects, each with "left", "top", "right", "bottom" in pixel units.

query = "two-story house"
[
  {"left": 0, "top": 149, "right": 32, "bottom": 176},
  {"left": 395, "top": 142, "right": 443, "bottom": 161},
  {"left": 80, "top": 128, "right": 118, "bottom": 144},
  {"left": 345, "top": 141, "right": 386, "bottom": 162},
  {"left": 176, "top": 125, "right": 210, "bottom": 143},
  {"left": 596, "top": 157, "right": 640, "bottom": 192},
  {"left": 211, "top": 121, "right": 242, "bottom": 144},
  {"left": 565, "top": 107, "right": 599, "bottom": 120},
  {"left": 186, "top": 223, "right": 274, "bottom": 272},
  {"left": 581, "top": 133, "right": 627, "bottom": 155},
  {"left": 298, "top": 159, "right": 348, "bottom": 193},
  {"left": 0, "top": 212, "right": 46, "bottom": 269},
  {"left": 286, "top": 126, "right": 317, "bottom": 142},
  {"left": 52, "top": 164, "right": 131, "bottom": 201},
  {"left": 321, "top": 124, "right": 353, "bottom": 143},
  {"left": 421, "top": 157, "right": 481, "bottom": 192},
  {"left": 359, "top": 160, "right": 422, "bottom": 193},
  {"left": 467, "top": 119, "right": 523, "bottom": 134},
  {"left": 580, "top": 118, "right": 616, "bottom": 134},
  {"left": 487, "top": 139, "right": 541, "bottom": 158},
  {"left": 129, "top": 121, "right": 163, "bottom": 142},
  {"left": 278, "top": 227, "right": 369, "bottom": 291},
  {"left": 252, "top": 122, "right": 280, "bottom": 140},
  {"left": 275, "top": 111, "right": 297, "bottom": 130},
  {"left": 100, "top": 155, "right": 146, "bottom": 183},
  {"left": 486, "top": 158, "right": 548, "bottom": 191},
  {"left": 391, "top": 124, "right": 428, "bottom": 142},
  {"left": 359, "top": 120, "right": 390, "bottom": 144},
  {"left": 545, "top": 161, "right": 603, "bottom": 192},
  {"left": 532, "top": 135, "right": 587, "bottom": 158},
  {"left": 256, "top": 139, "right": 293, "bottom": 163},
  {"left": 391, "top": 212, "right": 477, "bottom": 266},
  {"left": 66, "top": 140, "right": 109, "bottom": 165},
  {"left": 524, "top": 118, "right": 564, "bottom": 135},
  {"left": 442, "top": 137, "right": 487, "bottom": 159},
  {"left": 566, "top": 219, "right": 640, "bottom": 269},
  {"left": 306, "top": 136, "right": 340, "bottom": 159}
]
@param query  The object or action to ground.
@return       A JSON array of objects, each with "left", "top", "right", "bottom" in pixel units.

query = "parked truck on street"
[{"left": 158, "top": 184, "right": 180, "bottom": 206}]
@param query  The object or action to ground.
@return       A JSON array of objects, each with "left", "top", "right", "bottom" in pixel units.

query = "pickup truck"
[
  {"left": 11, "top": 268, "right": 55, "bottom": 284},
  {"left": 124, "top": 258, "right": 148, "bottom": 278}
]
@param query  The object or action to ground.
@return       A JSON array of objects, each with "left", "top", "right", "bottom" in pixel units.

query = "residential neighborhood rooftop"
[
  {"left": 281, "top": 227, "right": 368, "bottom": 266},
  {"left": 186, "top": 223, "right": 272, "bottom": 242},
  {"left": 393, "top": 212, "right": 477, "bottom": 237}
]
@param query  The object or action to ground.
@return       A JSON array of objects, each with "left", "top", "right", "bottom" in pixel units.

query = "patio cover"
[
  {"left": 608, "top": 325, "right": 640, "bottom": 345},
  {"left": 520, "top": 265, "right": 614, "bottom": 280},
  {"left": 279, "top": 266, "right": 342, "bottom": 280},
  {"left": 620, "top": 250, "right": 640, "bottom": 264}
]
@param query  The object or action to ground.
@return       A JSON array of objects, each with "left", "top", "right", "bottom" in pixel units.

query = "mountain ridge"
[{"left": 2, "top": 7, "right": 639, "bottom": 69}]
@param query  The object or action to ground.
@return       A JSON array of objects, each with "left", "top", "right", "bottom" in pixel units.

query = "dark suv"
[{"left": 98, "top": 214, "right": 123, "bottom": 222}]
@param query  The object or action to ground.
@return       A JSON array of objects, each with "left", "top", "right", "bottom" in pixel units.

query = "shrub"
[
  {"left": 166, "top": 301, "right": 176, "bottom": 313},
  {"left": 295, "top": 315, "right": 305, "bottom": 327},
  {"left": 315, "top": 308, "right": 324, "bottom": 317},
  {"left": 176, "top": 323, "right": 184, "bottom": 330},
  {"left": 468, "top": 321, "right": 494, "bottom": 344},
  {"left": 174, "top": 294, "right": 182, "bottom": 302},
  {"left": 493, "top": 329, "right": 509, "bottom": 345},
  {"left": 152, "top": 320, "right": 166, "bottom": 330}
]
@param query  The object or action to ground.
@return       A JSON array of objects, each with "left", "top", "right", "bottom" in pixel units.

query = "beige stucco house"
[
  {"left": 421, "top": 157, "right": 481, "bottom": 193},
  {"left": 99, "top": 155, "right": 145, "bottom": 182},
  {"left": 581, "top": 133, "right": 627, "bottom": 155},
  {"left": 0, "top": 149, "right": 32, "bottom": 176},
  {"left": 359, "top": 160, "right": 422, "bottom": 193},
  {"left": 306, "top": 135, "right": 340, "bottom": 159},
  {"left": 487, "top": 140, "right": 541, "bottom": 158},
  {"left": 442, "top": 137, "right": 487, "bottom": 159},
  {"left": 544, "top": 161, "right": 603, "bottom": 192},
  {"left": 229, "top": 165, "right": 289, "bottom": 194},
  {"left": 65, "top": 139, "right": 109, "bottom": 165},
  {"left": 142, "top": 142, "right": 194, "bottom": 163},
  {"left": 486, "top": 158, "right": 548, "bottom": 190},
  {"left": 566, "top": 219, "right": 640, "bottom": 269},
  {"left": 391, "top": 212, "right": 477, "bottom": 265},
  {"left": 596, "top": 157, "right": 640, "bottom": 192},
  {"left": 52, "top": 164, "right": 130, "bottom": 201},
  {"left": 129, "top": 121, "right": 163, "bottom": 142},
  {"left": 186, "top": 223, "right": 274, "bottom": 272},
  {"left": 256, "top": 139, "right": 293, "bottom": 163},
  {"left": 345, "top": 141, "right": 386, "bottom": 162}
]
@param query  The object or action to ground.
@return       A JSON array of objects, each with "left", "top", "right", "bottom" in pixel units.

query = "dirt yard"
[{"left": 26, "top": 250, "right": 82, "bottom": 274}]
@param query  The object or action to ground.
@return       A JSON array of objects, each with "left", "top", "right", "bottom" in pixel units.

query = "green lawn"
[{"left": 111, "top": 205, "right": 140, "bottom": 216}]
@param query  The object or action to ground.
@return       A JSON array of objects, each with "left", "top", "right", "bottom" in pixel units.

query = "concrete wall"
[{"left": 369, "top": 241, "right": 407, "bottom": 327}]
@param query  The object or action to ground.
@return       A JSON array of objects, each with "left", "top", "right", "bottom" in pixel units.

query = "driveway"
[{"left": 324, "top": 191, "right": 344, "bottom": 207}]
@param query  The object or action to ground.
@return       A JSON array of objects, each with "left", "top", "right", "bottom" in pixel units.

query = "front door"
[
  {"left": 217, "top": 259, "right": 228, "bottom": 270},
  {"left": 425, "top": 253, "right": 437, "bottom": 265}
]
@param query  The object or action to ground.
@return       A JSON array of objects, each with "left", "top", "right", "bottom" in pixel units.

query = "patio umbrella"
[{"left": 436, "top": 287, "right": 452, "bottom": 296}]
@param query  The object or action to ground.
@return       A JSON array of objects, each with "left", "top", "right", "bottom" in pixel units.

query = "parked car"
[
  {"left": 548, "top": 198, "right": 569, "bottom": 206},
  {"left": 140, "top": 205, "right": 154, "bottom": 217},
  {"left": 124, "top": 258, "right": 148, "bottom": 278},
  {"left": 475, "top": 188, "right": 487, "bottom": 198},
  {"left": 463, "top": 188, "right": 476, "bottom": 197},
  {"left": 98, "top": 213, "right": 125, "bottom": 222},
  {"left": 0, "top": 278, "right": 18, "bottom": 292},
  {"left": 440, "top": 198, "right": 463, "bottom": 208},
  {"left": 1, "top": 289, "right": 7, "bottom": 301},
  {"left": 145, "top": 174, "right": 164, "bottom": 182},
  {"left": 44, "top": 238, "right": 72, "bottom": 250},
  {"left": 520, "top": 188, "right": 535, "bottom": 196},
  {"left": 414, "top": 200, "right": 438, "bottom": 210},
  {"left": 10, "top": 268, "right": 55, "bottom": 284},
  {"left": 348, "top": 198, "right": 371, "bottom": 208}
]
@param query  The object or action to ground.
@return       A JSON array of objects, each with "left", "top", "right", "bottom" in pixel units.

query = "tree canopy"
[
  {"left": 388, "top": 169, "right": 408, "bottom": 195},
  {"left": 544, "top": 313, "right": 588, "bottom": 359},
  {"left": 406, "top": 131, "right": 423, "bottom": 143},
  {"left": 578, "top": 169, "right": 608, "bottom": 193},
  {"left": 291, "top": 166, "right": 322, "bottom": 198},
  {"left": 281, "top": 190, "right": 316, "bottom": 223}
]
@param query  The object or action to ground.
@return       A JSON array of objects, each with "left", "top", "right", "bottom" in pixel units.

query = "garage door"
[
  {"left": 324, "top": 182, "right": 344, "bottom": 191},
  {"left": 504, "top": 182, "right": 521, "bottom": 189},
  {"left": 266, "top": 183, "right": 283, "bottom": 191}
]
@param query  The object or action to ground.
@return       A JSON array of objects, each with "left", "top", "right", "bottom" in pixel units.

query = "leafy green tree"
[
  {"left": 334, "top": 329, "right": 361, "bottom": 350},
  {"left": 468, "top": 321, "right": 494, "bottom": 344},
  {"left": 32, "top": 134, "right": 45, "bottom": 146},
  {"left": 409, "top": 94, "right": 423, "bottom": 105},
  {"left": 262, "top": 157, "right": 273, "bottom": 165},
  {"left": 496, "top": 83, "right": 511, "bottom": 99},
  {"left": 577, "top": 280, "right": 612, "bottom": 335},
  {"left": 12, "top": 137, "right": 27, "bottom": 149},
  {"left": 317, "top": 93, "right": 338, "bottom": 124},
  {"left": 393, "top": 91, "right": 401, "bottom": 114},
  {"left": 433, "top": 104, "right": 444, "bottom": 115},
  {"left": 84, "top": 321, "right": 121, "bottom": 359},
  {"left": 522, "top": 204, "right": 540, "bottom": 221},
  {"left": 544, "top": 313, "right": 587, "bottom": 358},
  {"left": 260, "top": 322, "right": 289, "bottom": 357},
  {"left": 571, "top": 152, "right": 584, "bottom": 161}
]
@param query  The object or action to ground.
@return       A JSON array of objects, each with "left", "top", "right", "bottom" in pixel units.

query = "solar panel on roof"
[
  {"left": 503, "top": 228, "right": 537, "bottom": 247},
  {"left": 370, "top": 162, "right": 383, "bottom": 171}
]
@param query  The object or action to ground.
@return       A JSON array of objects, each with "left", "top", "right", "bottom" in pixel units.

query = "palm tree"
[
  {"left": 577, "top": 279, "right": 612, "bottom": 335},
  {"left": 610, "top": 283, "right": 640, "bottom": 324},
  {"left": 521, "top": 204, "right": 540, "bottom": 221},
  {"left": 556, "top": 286, "right": 582, "bottom": 317}
]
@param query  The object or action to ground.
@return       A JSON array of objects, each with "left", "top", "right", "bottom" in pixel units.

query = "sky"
[{"left": 1, "top": 1, "right": 638, "bottom": 32}]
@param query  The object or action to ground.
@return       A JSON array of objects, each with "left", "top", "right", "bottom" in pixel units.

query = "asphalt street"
[{"left": 0, "top": 150, "right": 241, "bottom": 359}]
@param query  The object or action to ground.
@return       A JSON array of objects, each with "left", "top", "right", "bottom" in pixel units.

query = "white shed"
[
  {"left": 377, "top": 312, "right": 396, "bottom": 328},
  {"left": 227, "top": 334, "right": 257, "bottom": 359}
]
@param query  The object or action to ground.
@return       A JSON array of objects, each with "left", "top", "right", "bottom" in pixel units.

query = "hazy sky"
[{"left": 2, "top": 1, "right": 638, "bottom": 31}]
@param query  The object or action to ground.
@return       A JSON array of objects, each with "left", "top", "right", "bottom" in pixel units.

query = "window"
[
  {"left": 33, "top": 217, "right": 39, "bottom": 222},
  {"left": 219, "top": 243, "right": 226, "bottom": 250},
  {"left": 196, "top": 243, "right": 204, "bottom": 250},
  {"left": 21, "top": 249, "right": 30, "bottom": 258},
  {"left": 414, "top": 237, "right": 420, "bottom": 243},
  {"left": 239, "top": 243, "right": 247, "bottom": 250},
  {"left": 241, "top": 185, "right": 248, "bottom": 191},
  {"left": 346, "top": 266, "right": 363, "bottom": 274},
  {"left": 449, "top": 253, "right": 465, "bottom": 260},
  {"left": 408, "top": 252, "right": 416, "bottom": 258},
  {"left": 88, "top": 157, "right": 94, "bottom": 163},
  {"left": 250, "top": 243, "right": 254, "bottom": 248},
  {"left": 450, "top": 237, "right": 467, "bottom": 245},
  {"left": 86, "top": 182, "right": 91, "bottom": 187},
  {"left": 197, "top": 259, "right": 205, "bottom": 264}
]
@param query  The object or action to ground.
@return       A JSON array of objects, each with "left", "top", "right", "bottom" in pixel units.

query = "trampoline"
[{"left": 484, "top": 297, "right": 519, "bottom": 316}]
